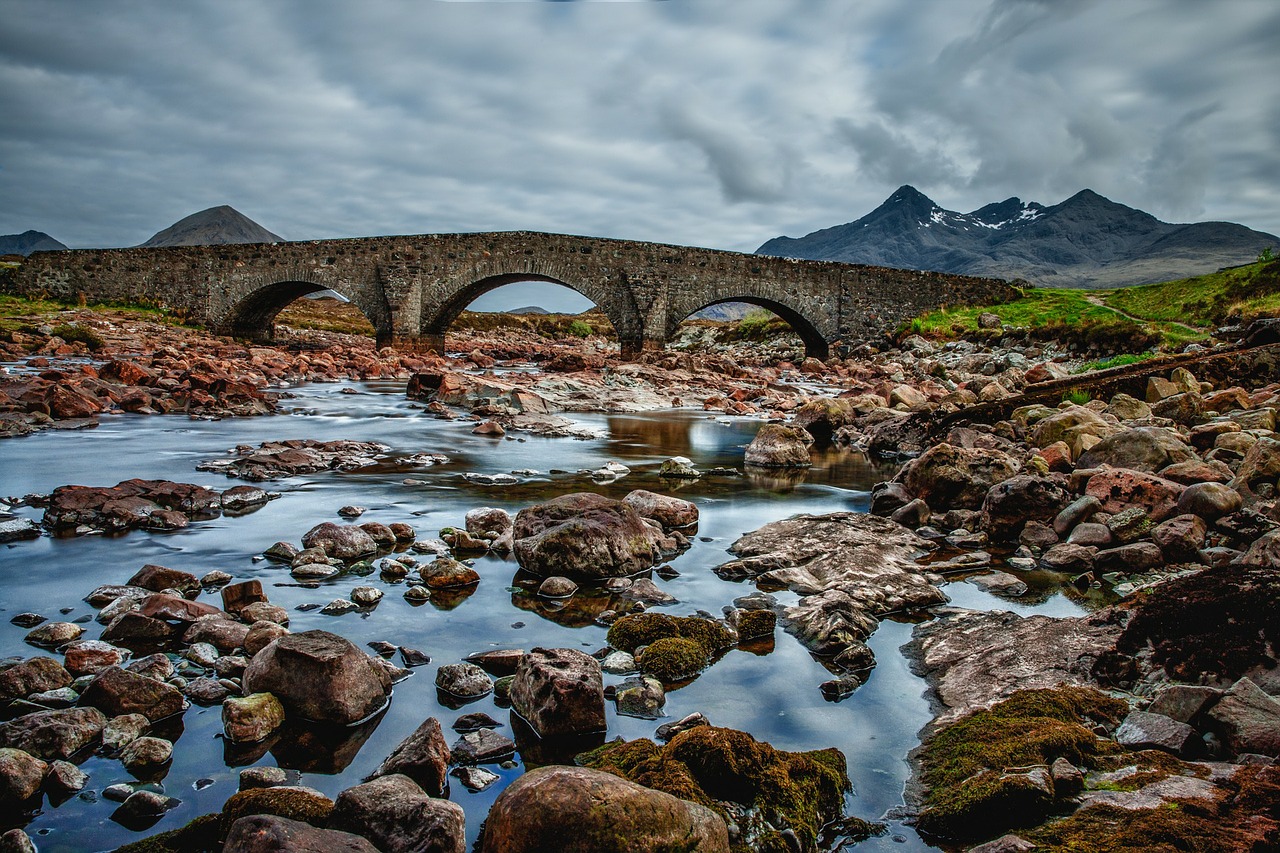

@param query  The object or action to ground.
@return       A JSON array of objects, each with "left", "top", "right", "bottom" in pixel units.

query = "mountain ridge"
[
  {"left": 757, "top": 186, "right": 1279, "bottom": 288},
  {"left": 0, "top": 230, "right": 69, "bottom": 256}
]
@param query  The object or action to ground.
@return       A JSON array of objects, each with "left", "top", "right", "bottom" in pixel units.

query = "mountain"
[
  {"left": 139, "top": 205, "right": 283, "bottom": 247},
  {"left": 0, "top": 230, "right": 68, "bottom": 255},
  {"left": 758, "top": 186, "right": 1280, "bottom": 288}
]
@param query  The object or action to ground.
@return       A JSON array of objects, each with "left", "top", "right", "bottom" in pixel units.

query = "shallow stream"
[{"left": 0, "top": 378, "right": 1088, "bottom": 852}]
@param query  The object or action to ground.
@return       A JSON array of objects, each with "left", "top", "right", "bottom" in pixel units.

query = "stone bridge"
[{"left": 5, "top": 231, "right": 1019, "bottom": 358}]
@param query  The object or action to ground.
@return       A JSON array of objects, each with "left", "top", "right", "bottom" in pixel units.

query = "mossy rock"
[
  {"left": 607, "top": 613, "right": 735, "bottom": 656},
  {"left": 636, "top": 637, "right": 707, "bottom": 683},
  {"left": 1028, "top": 764, "right": 1280, "bottom": 852},
  {"left": 734, "top": 609, "right": 776, "bottom": 642},
  {"left": 218, "top": 786, "right": 335, "bottom": 835},
  {"left": 580, "top": 725, "right": 851, "bottom": 853},
  {"left": 112, "top": 813, "right": 221, "bottom": 853},
  {"left": 916, "top": 687, "right": 1128, "bottom": 843}
]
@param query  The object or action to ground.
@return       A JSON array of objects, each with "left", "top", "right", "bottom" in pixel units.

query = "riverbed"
[{"left": 0, "top": 377, "right": 1089, "bottom": 852}]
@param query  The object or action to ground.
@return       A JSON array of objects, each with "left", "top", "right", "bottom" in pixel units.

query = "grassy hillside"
[{"left": 905, "top": 258, "right": 1280, "bottom": 351}]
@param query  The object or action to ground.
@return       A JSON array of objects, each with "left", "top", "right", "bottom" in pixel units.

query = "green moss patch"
[
  {"left": 112, "top": 813, "right": 221, "bottom": 853},
  {"left": 580, "top": 726, "right": 853, "bottom": 853},
  {"left": 636, "top": 637, "right": 707, "bottom": 682},
  {"left": 916, "top": 687, "right": 1127, "bottom": 842},
  {"left": 607, "top": 613, "right": 736, "bottom": 655}
]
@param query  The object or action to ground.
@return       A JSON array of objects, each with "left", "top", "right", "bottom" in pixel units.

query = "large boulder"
[
  {"left": 243, "top": 631, "right": 392, "bottom": 725},
  {"left": 791, "top": 397, "right": 858, "bottom": 446},
  {"left": 512, "top": 493, "right": 661, "bottom": 580},
  {"left": 1076, "top": 427, "right": 1198, "bottom": 473},
  {"left": 900, "top": 443, "right": 1020, "bottom": 510},
  {"left": 329, "top": 774, "right": 465, "bottom": 853},
  {"left": 0, "top": 657, "right": 72, "bottom": 702},
  {"left": 1085, "top": 469, "right": 1185, "bottom": 522},
  {"left": 1029, "top": 406, "right": 1118, "bottom": 452},
  {"left": 743, "top": 424, "right": 813, "bottom": 467},
  {"left": 0, "top": 707, "right": 106, "bottom": 759},
  {"left": 509, "top": 648, "right": 606, "bottom": 739},
  {"left": 1207, "top": 677, "right": 1280, "bottom": 757},
  {"left": 478, "top": 765, "right": 729, "bottom": 853},
  {"left": 980, "top": 475, "right": 1073, "bottom": 541},
  {"left": 0, "top": 748, "right": 47, "bottom": 805}
]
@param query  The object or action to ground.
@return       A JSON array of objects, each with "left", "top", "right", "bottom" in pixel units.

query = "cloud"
[{"left": 0, "top": 0, "right": 1276, "bottom": 253}]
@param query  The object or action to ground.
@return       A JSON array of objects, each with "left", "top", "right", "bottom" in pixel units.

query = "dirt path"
[{"left": 1083, "top": 293, "right": 1207, "bottom": 337}]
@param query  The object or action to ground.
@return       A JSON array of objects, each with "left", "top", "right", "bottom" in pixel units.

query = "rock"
[
  {"left": 44, "top": 758, "right": 88, "bottom": 794},
  {"left": 329, "top": 775, "right": 466, "bottom": 853},
  {"left": 1040, "top": 543, "right": 1097, "bottom": 573},
  {"left": 450, "top": 728, "right": 516, "bottom": 764},
  {"left": 478, "top": 765, "right": 729, "bottom": 853},
  {"left": 0, "top": 748, "right": 47, "bottom": 804},
  {"left": 245, "top": 622, "right": 291, "bottom": 656},
  {"left": 242, "top": 630, "right": 392, "bottom": 725},
  {"left": 512, "top": 493, "right": 662, "bottom": 580},
  {"left": 1076, "top": 427, "right": 1197, "bottom": 473},
  {"left": 451, "top": 766, "right": 499, "bottom": 792},
  {"left": 622, "top": 489, "right": 699, "bottom": 530},
  {"left": 464, "top": 506, "right": 513, "bottom": 547},
  {"left": 127, "top": 564, "right": 200, "bottom": 594},
  {"left": 24, "top": 621, "right": 83, "bottom": 647},
  {"left": 1151, "top": 391, "right": 1203, "bottom": 425},
  {"left": 223, "top": 485, "right": 272, "bottom": 510},
  {"left": 367, "top": 716, "right": 451, "bottom": 796},
  {"left": 102, "top": 713, "right": 149, "bottom": 752},
  {"left": 1085, "top": 468, "right": 1185, "bottom": 522},
  {"left": 1151, "top": 514, "right": 1208, "bottom": 563},
  {"left": 907, "top": 608, "right": 1125, "bottom": 727},
  {"left": 184, "top": 617, "right": 251, "bottom": 653},
  {"left": 658, "top": 456, "right": 700, "bottom": 479},
  {"left": 509, "top": 647, "right": 606, "bottom": 738},
  {"left": 615, "top": 676, "right": 666, "bottom": 718},
  {"left": 0, "top": 706, "right": 107, "bottom": 759},
  {"left": 536, "top": 576, "right": 577, "bottom": 598},
  {"left": 981, "top": 475, "right": 1072, "bottom": 541},
  {"left": 300, "top": 522, "right": 378, "bottom": 560},
  {"left": 1207, "top": 677, "right": 1280, "bottom": 757},
  {"left": 138, "top": 592, "right": 224, "bottom": 623},
  {"left": 223, "top": 579, "right": 269, "bottom": 614},
  {"left": 1177, "top": 481, "right": 1243, "bottom": 520},
  {"left": 418, "top": 557, "right": 481, "bottom": 589},
  {"left": 1115, "top": 710, "right": 1197, "bottom": 755},
  {"left": 242, "top": 602, "right": 290, "bottom": 625},
  {"left": 968, "top": 571, "right": 1029, "bottom": 597},
  {"left": 350, "top": 586, "right": 383, "bottom": 606},
  {"left": 1065, "top": 522, "right": 1111, "bottom": 548},
  {"left": 743, "top": 424, "right": 813, "bottom": 467},
  {"left": 1105, "top": 393, "right": 1151, "bottom": 421},
  {"left": 1147, "top": 685, "right": 1223, "bottom": 724},
  {"left": 320, "top": 599, "right": 359, "bottom": 616},
  {"left": 100, "top": 611, "right": 177, "bottom": 645},
  {"left": 0, "top": 657, "right": 72, "bottom": 701},
  {"left": 0, "top": 829, "right": 36, "bottom": 853},
  {"left": 1030, "top": 406, "right": 1117, "bottom": 452},
  {"left": 119, "top": 735, "right": 173, "bottom": 772},
  {"left": 223, "top": 693, "right": 286, "bottom": 743},
  {"left": 185, "top": 676, "right": 232, "bottom": 705},
  {"left": 79, "top": 666, "right": 186, "bottom": 721},
  {"left": 223, "top": 814, "right": 378, "bottom": 853},
  {"left": 113, "top": 789, "right": 179, "bottom": 825},
  {"left": 900, "top": 443, "right": 1019, "bottom": 510},
  {"left": 240, "top": 766, "right": 291, "bottom": 790},
  {"left": 0, "top": 518, "right": 39, "bottom": 543},
  {"left": 435, "top": 663, "right": 493, "bottom": 700}
]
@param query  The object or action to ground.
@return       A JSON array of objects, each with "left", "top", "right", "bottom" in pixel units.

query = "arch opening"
[
  {"left": 225, "top": 281, "right": 382, "bottom": 346},
  {"left": 671, "top": 297, "right": 830, "bottom": 361},
  {"left": 425, "top": 275, "right": 621, "bottom": 357}
]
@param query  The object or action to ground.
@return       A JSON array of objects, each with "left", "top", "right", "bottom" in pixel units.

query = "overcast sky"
[{"left": 2, "top": 0, "right": 1278, "bottom": 259}]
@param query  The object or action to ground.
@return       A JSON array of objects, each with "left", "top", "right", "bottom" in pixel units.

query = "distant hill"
[
  {"left": 508, "top": 305, "right": 550, "bottom": 315},
  {"left": 139, "top": 205, "right": 283, "bottom": 247},
  {"left": 0, "top": 230, "right": 68, "bottom": 255},
  {"left": 758, "top": 185, "right": 1280, "bottom": 289}
]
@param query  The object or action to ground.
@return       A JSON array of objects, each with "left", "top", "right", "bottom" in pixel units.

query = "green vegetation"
[
  {"left": 1062, "top": 389, "right": 1093, "bottom": 405},
  {"left": 564, "top": 318, "right": 594, "bottom": 338},
  {"left": 915, "top": 687, "right": 1127, "bottom": 842},
  {"left": 636, "top": 637, "right": 707, "bottom": 682},
  {"left": 50, "top": 322, "right": 105, "bottom": 350},
  {"left": 902, "top": 259, "right": 1280, "bottom": 351},
  {"left": 0, "top": 292, "right": 192, "bottom": 334},
  {"left": 581, "top": 726, "right": 859, "bottom": 853},
  {"left": 730, "top": 308, "right": 793, "bottom": 342},
  {"left": 1075, "top": 352, "right": 1157, "bottom": 373}
]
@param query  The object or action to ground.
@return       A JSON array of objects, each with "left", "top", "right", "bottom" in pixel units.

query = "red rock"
[{"left": 1085, "top": 469, "right": 1186, "bottom": 522}]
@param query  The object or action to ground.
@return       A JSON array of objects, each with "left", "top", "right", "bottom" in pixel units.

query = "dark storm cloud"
[{"left": 0, "top": 0, "right": 1276, "bottom": 253}]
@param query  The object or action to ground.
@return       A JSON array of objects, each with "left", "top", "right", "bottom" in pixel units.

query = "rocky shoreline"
[{"left": 1, "top": 307, "right": 1278, "bottom": 851}]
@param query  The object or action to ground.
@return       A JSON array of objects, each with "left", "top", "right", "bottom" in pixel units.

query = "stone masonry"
[{"left": 5, "top": 231, "right": 1019, "bottom": 358}]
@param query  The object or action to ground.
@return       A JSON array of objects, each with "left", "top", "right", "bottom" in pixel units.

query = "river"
[{"left": 0, "top": 376, "right": 1088, "bottom": 852}]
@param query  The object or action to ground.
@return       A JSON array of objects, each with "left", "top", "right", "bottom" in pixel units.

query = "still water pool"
[{"left": 0, "top": 379, "right": 1086, "bottom": 851}]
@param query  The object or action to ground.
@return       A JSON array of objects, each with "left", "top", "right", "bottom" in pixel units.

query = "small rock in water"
[
  {"left": 452, "top": 712, "right": 502, "bottom": 732},
  {"left": 537, "top": 576, "right": 578, "bottom": 599},
  {"left": 655, "top": 712, "right": 710, "bottom": 742},
  {"left": 337, "top": 505, "right": 366, "bottom": 518},
  {"left": 450, "top": 728, "right": 516, "bottom": 764},
  {"left": 350, "top": 586, "right": 383, "bottom": 606},
  {"left": 10, "top": 613, "right": 46, "bottom": 628},
  {"left": 320, "top": 599, "right": 359, "bottom": 616},
  {"left": 238, "top": 766, "right": 292, "bottom": 790},
  {"left": 200, "top": 570, "right": 232, "bottom": 586},
  {"left": 368, "top": 641, "right": 398, "bottom": 657},
  {"left": 400, "top": 647, "right": 431, "bottom": 668},
  {"left": 451, "top": 765, "right": 500, "bottom": 792},
  {"left": 404, "top": 585, "right": 431, "bottom": 602}
]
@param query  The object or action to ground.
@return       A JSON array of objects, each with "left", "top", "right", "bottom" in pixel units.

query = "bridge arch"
[
  {"left": 667, "top": 289, "right": 837, "bottom": 360},
  {"left": 419, "top": 272, "right": 644, "bottom": 356},
  {"left": 219, "top": 276, "right": 392, "bottom": 347}
]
